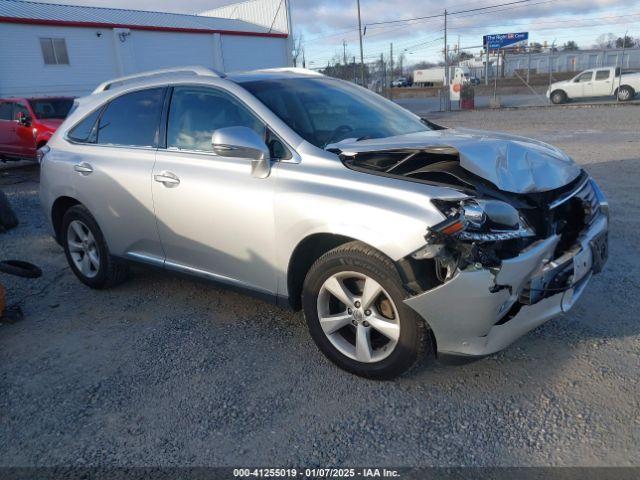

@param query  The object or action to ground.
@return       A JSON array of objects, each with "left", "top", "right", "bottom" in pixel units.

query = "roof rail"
[
  {"left": 92, "top": 66, "right": 225, "bottom": 94},
  {"left": 251, "top": 67, "right": 324, "bottom": 77}
]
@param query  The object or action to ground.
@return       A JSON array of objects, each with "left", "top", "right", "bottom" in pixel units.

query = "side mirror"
[
  {"left": 17, "top": 112, "right": 32, "bottom": 127},
  {"left": 211, "top": 126, "right": 271, "bottom": 178}
]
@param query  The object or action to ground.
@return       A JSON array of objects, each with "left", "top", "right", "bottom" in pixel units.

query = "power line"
[
  {"left": 448, "top": 12, "right": 640, "bottom": 32},
  {"left": 365, "top": 0, "right": 534, "bottom": 27}
]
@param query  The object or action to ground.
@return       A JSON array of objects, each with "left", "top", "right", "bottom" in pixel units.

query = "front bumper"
[{"left": 404, "top": 213, "right": 608, "bottom": 358}]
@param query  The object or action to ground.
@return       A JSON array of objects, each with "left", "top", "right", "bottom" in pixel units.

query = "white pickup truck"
[{"left": 547, "top": 67, "right": 640, "bottom": 104}]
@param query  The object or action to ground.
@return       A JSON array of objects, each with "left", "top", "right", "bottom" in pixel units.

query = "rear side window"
[
  {"left": 68, "top": 108, "right": 102, "bottom": 143},
  {"left": 97, "top": 88, "right": 164, "bottom": 147},
  {"left": 0, "top": 102, "right": 12, "bottom": 120},
  {"left": 167, "top": 86, "right": 265, "bottom": 152},
  {"left": 595, "top": 70, "right": 610, "bottom": 81}
]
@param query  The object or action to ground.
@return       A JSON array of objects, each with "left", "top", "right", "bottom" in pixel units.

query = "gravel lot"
[{"left": 1, "top": 105, "right": 638, "bottom": 467}]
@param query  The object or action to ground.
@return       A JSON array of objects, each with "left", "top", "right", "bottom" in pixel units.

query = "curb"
[{"left": 426, "top": 100, "right": 640, "bottom": 114}]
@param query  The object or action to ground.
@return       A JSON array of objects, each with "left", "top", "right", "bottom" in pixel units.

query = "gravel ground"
[{"left": 0, "top": 105, "right": 638, "bottom": 467}]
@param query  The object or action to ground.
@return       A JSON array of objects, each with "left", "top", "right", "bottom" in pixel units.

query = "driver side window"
[
  {"left": 13, "top": 103, "right": 30, "bottom": 121},
  {"left": 167, "top": 87, "right": 266, "bottom": 153},
  {"left": 575, "top": 72, "right": 593, "bottom": 83}
]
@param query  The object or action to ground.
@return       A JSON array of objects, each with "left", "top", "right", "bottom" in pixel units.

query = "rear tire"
[
  {"left": 61, "top": 205, "right": 128, "bottom": 289},
  {"left": 0, "top": 191, "right": 18, "bottom": 231},
  {"left": 550, "top": 90, "right": 567, "bottom": 104},
  {"left": 302, "top": 241, "right": 431, "bottom": 379},
  {"left": 617, "top": 86, "right": 634, "bottom": 101}
]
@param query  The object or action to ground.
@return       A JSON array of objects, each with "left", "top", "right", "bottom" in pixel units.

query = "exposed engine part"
[{"left": 435, "top": 255, "right": 460, "bottom": 283}]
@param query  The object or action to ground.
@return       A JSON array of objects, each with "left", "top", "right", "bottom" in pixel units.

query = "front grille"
[
  {"left": 550, "top": 176, "right": 600, "bottom": 224},
  {"left": 575, "top": 180, "right": 601, "bottom": 224},
  {"left": 548, "top": 178, "right": 601, "bottom": 260}
]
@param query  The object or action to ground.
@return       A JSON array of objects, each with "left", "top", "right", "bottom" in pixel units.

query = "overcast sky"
[{"left": 26, "top": 0, "right": 638, "bottom": 67}]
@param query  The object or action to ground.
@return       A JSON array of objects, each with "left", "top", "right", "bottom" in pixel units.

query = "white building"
[{"left": 0, "top": 0, "right": 292, "bottom": 98}]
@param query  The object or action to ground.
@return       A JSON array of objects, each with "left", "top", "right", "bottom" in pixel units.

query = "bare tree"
[
  {"left": 292, "top": 34, "right": 304, "bottom": 67},
  {"left": 595, "top": 33, "right": 616, "bottom": 49}
]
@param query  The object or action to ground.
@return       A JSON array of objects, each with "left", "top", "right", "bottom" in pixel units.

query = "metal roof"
[{"left": 0, "top": 0, "right": 287, "bottom": 37}]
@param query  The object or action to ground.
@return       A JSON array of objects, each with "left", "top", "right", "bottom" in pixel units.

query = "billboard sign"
[{"left": 483, "top": 32, "right": 528, "bottom": 50}]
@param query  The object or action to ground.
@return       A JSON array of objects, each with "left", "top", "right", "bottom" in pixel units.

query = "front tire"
[
  {"left": 302, "top": 241, "right": 431, "bottom": 379},
  {"left": 62, "top": 205, "right": 128, "bottom": 289},
  {"left": 550, "top": 90, "right": 567, "bottom": 104}
]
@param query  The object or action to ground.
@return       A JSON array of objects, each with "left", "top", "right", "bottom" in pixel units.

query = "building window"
[{"left": 40, "top": 38, "right": 70, "bottom": 65}]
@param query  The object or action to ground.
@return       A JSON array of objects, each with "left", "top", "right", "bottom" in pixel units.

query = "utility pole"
[
  {"left": 443, "top": 9, "right": 449, "bottom": 111},
  {"left": 485, "top": 40, "right": 489, "bottom": 85},
  {"left": 390, "top": 42, "right": 394, "bottom": 85},
  {"left": 548, "top": 39, "right": 556, "bottom": 102},
  {"left": 343, "top": 40, "right": 347, "bottom": 66},
  {"left": 380, "top": 52, "right": 385, "bottom": 94},
  {"left": 356, "top": 0, "right": 365, "bottom": 86},
  {"left": 617, "top": 29, "right": 628, "bottom": 102},
  {"left": 526, "top": 43, "right": 531, "bottom": 83}
]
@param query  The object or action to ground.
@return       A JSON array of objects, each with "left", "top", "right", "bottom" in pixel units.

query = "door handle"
[
  {"left": 154, "top": 171, "right": 180, "bottom": 187},
  {"left": 73, "top": 162, "right": 93, "bottom": 175}
]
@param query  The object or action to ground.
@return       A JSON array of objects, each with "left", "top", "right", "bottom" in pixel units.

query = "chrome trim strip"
[
  {"left": 549, "top": 175, "right": 590, "bottom": 209},
  {"left": 164, "top": 260, "right": 273, "bottom": 296},
  {"left": 125, "top": 252, "right": 165, "bottom": 266}
]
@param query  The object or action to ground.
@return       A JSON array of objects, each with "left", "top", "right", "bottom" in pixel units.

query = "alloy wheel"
[
  {"left": 618, "top": 88, "right": 631, "bottom": 101},
  {"left": 67, "top": 220, "right": 100, "bottom": 278},
  {"left": 317, "top": 271, "right": 400, "bottom": 363}
]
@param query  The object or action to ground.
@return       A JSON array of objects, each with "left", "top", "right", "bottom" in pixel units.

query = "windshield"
[
  {"left": 239, "top": 77, "right": 431, "bottom": 148},
  {"left": 28, "top": 98, "right": 74, "bottom": 120}
]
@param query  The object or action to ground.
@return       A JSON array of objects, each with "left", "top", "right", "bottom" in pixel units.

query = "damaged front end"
[
  {"left": 331, "top": 132, "right": 609, "bottom": 359},
  {"left": 401, "top": 176, "right": 609, "bottom": 359}
]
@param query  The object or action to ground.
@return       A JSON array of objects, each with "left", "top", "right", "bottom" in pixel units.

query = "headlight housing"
[{"left": 431, "top": 198, "right": 535, "bottom": 242}]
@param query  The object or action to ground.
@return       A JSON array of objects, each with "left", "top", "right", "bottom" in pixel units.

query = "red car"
[{"left": 0, "top": 97, "right": 74, "bottom": 162}]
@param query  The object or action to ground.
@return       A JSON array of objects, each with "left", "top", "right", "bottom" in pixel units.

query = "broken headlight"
[{"left": 431, "top": 198, "right": 535, "bottom": 242}]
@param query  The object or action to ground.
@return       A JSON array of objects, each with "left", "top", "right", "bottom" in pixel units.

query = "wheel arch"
[
  {"left": 551, "top": 89, "right": 567, "bottom": 102},
  {"left": 285, "top": 233, "right": 358, "bottom": 310},
  {"left": 36, "top": 131, "right": 53, "bottom": 149},
  {"left": 51, "top": 196, "right": 81, "bottom": 244}
]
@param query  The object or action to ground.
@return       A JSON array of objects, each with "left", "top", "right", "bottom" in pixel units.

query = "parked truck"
[
  {"left": 547, "top": 67, "right": 640, "bottom": 104},
  {"left": 413, "top": 66, "right": 470, "bottom": 87}
]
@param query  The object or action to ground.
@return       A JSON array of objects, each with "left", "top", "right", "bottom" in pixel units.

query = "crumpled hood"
[{"left": 326, "top": 128, "right": 581, "bottom": 194}]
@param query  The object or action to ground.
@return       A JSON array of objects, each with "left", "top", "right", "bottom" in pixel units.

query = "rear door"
[
  {"left": 0, "top": 101, "right": 16, "bottom": 155},
  {"left": 69, "top": 87, "right": 166, "bottom": 262},
  {"left": 589, "top": 69, "right": 614, "bottom": 97}
]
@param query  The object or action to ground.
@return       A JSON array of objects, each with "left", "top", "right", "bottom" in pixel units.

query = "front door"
[
  {"left": 12, "top": 102, "right": 36, "bottom": 158},
  {"left": 566, "top": 71, "right": 593, "bottom": 98},
  {"left": 0, "top": 102, "right": 16, "bottom": 155},
  {"left": 152, "top": 85, "right": 277, "bottom": 294}
]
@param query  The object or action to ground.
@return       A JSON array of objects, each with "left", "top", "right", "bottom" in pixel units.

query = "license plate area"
[
  {"left": 521, "top": 245, "right": 592, "bottom": 305},
  {"left": 590, "top": 231, "right": 608, "bottom": 274}
]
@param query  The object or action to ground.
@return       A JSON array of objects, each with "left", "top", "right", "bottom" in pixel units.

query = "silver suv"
[{"left": 40, "top": 67, "right": 609, "bottom": 379}]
